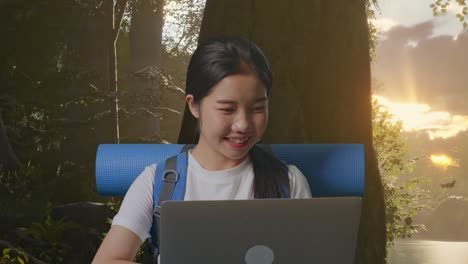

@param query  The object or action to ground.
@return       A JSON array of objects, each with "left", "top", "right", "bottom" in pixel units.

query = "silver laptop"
[{"left": 160, "top": 198, "right": 361, "bottom": 264}]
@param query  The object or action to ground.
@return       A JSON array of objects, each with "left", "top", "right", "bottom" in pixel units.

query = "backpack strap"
[
  {"left": 149, "top": 145, "right": 193, "bottom": 263},
  {"left": 180, "top": 144, "right": 196, "bottom": 153}
]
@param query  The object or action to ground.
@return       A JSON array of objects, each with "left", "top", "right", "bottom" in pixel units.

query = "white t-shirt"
[{"left": 112, "top": 151, "right": 312, "bottom": 242}]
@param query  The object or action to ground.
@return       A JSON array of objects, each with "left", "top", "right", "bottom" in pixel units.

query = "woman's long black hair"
[{"left": 185, "top": 36, "right": 290, "bottom": 198}]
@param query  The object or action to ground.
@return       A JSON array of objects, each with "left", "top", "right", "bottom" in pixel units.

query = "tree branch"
[{"left": 113, "top": 0, "right": 128, "bottom": 42}]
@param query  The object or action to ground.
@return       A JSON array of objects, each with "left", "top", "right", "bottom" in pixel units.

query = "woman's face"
[{"left": 187, "top": 73, "right": 268, "bottom": 167}]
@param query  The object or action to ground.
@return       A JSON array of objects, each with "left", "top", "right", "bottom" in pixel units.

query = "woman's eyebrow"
[
  {"left": 215, "top": 97, "right": 267, "bottom": 104},
  {"left": 215, "top": 99, "right": 236, "bottom": 104}
]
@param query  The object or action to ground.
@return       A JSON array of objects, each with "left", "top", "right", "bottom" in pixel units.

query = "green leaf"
[
  {"left": 18, "top": 257, "right": 26, "bottom": 264},
  {"left": 463, "top": 22, "right": 467, "bottom": 28},
  {"left": 2, "top": 248, "right": 10, "bottom": 256}
]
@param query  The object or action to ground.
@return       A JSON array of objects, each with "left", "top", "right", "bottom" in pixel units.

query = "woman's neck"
[{"left": 189, "top": 144, "right": 247, "bottom": 171}]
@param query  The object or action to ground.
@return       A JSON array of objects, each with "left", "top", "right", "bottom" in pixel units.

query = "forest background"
[{"left": 0, "top": 0, "right": 467, "bottom": 263}]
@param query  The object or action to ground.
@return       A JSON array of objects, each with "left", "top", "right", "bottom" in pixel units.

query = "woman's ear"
[{"left": 186, "top": 94, "right": 200, "bottom": 118}]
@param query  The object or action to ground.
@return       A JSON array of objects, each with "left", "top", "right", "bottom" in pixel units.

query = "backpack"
[{"left": 148, "top": 144, "right": 290, "bottom": 263}]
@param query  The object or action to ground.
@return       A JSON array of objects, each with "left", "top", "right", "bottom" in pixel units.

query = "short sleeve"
[
  {"left": 287, "top": 165, "right": 312, "bottom": 198},
  {"left": 111, "top": 164, "right": 157, "bottom": 242}
]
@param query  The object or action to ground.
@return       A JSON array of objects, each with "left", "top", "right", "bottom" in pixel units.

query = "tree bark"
[
  {"left": 0, "top": 112, "right": 21, "bottom": 171},
  {"left": 177, "top": 0, "right": 386, "bottom": 263},
  {"left": 129, "top": 0, "right": 165, "bottom": 70},
  {"left": 120, "top": 0, "right": 165, "bottom": 142}
]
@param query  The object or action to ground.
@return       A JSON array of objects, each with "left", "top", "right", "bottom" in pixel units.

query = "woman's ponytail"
[{"left": 249, "top": 145, "right": 290, "bottom": 198}]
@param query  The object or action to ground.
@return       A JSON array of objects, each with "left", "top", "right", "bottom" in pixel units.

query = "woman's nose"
[{"left": 232, "top": 112, "right": 251, "bottom": 132}]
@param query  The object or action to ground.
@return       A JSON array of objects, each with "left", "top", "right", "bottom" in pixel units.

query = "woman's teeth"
[{"left": 227, "top": 137, "right": 249, "bottom": 143}]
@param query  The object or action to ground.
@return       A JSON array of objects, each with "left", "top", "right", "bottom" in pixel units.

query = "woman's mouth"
[{"left": 224, "top": 137, "right": 250, "bottom": 148}]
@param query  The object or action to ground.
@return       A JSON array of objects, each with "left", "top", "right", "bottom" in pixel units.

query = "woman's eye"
[
  {"left": 252, "top": 106, "right": 265, "bottom": 111},
  {"left": 220, "top": 108, "right": 235, "bottom": 113}
]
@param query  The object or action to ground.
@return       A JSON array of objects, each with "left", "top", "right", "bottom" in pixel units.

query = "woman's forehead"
[{"left": 208, "top": 74, "right": 267, "bottom": 99}]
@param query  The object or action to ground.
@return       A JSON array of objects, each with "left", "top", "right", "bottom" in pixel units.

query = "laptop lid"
[{"left": 160, "top": 198, "right": 361, "bottom": 264}]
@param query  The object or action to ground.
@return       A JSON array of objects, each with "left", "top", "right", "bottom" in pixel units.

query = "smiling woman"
[
  {"left": 92, "top": 36, "right": 312, "bottom": 264},
  {"left": 186, "top": 73, "right": 269, "bottom": 170}
]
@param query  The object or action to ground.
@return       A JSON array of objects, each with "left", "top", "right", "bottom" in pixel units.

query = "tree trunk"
[
  {"left": 105, "top": 0, "right": 127, "bottom": 144},
  {"left": 0, "top": 112, "right": 21, "bottom": 171},
  {"left": 177, "top": 0, "right": 386, "bottom": 263},
  {"left": 129, "top": 0, "right": 165, "bottom": 70},
  {"left": 119, "top": 0, "right": 165, "bottom": 142}
]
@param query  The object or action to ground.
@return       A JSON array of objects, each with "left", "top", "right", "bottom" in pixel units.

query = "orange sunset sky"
[{"left": 371, "top": 0, "right": 467, "bottom": 187}]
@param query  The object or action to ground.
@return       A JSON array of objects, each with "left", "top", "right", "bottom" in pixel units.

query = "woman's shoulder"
[
  {"left": 111, "top": 163, "right": 159, "bottom": 242},
  {"left": 145, "top": 163, "right": 158, "bottom": 173},
  {"left": 286, "top": 164, "right": 312, "bottom": 198},
  {"left": 121, "top": 163, "right": 159, "bottom": 202},
  {"left": 286, "top": 164, "right": 303, "bottom": 179},
  {"left": 133, "top": 163, "right": 158, "bottom": 187}
]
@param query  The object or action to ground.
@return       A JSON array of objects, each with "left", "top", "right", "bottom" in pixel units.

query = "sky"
[
  {"left": 371, "top": 0, "right": 467, "bottom": 192},
  {"left": 372, "top": 0, "right": 468, "bottom": 140},
  {"left": 373, "top": 0, "right": 465, "bottom": 38}
]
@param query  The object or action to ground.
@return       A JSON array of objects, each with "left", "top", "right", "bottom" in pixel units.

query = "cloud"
[
  {"left": 446, "top": 2, "right": 465, "bottom": 14},
  {"left": 374, "top": 95, "right": 468, "bottom": 140},
  {"left": 372, "top": 18, "right": 398, "bottom": 33},
  {"left": 373, "top": 21, "right": 468, "bottom": 116}
]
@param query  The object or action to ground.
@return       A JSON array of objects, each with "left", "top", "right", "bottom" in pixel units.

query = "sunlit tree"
[
  {"left": 178, "top": 1, "right": 387, "bottom": 263},
  {"left": 372, "top": 97, "right": 429, "bottom": 250}
]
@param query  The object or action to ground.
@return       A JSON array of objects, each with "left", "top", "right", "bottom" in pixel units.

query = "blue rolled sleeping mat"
[{"left": 95, "top": 144, "right": 365, "bottom": 197}]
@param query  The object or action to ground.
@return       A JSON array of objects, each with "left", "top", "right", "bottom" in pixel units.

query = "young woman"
[{"left": 92, "top": 36, "right": 312, "bottom": 263}]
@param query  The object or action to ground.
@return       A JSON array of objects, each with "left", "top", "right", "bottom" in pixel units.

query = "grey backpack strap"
[
  {"left": 180, "top": 144, "right": 195, "bottom": 153},
  {"left": 151, "top": 144, "right": 193, "bottom": 263},
  {"left": 152, "top": 155, "right": 178, "bottom": 263},
  {"left": 156, "top": 156, "right": 179, "bottom": 208},
  {"left": 156, "top": 145, "right": 193, "bottom": 210}
]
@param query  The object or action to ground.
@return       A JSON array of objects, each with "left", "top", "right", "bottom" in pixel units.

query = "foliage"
[
  {"left": 366, "top": 1, "right": 379, "bottom": 61},
  {"left": 0, "top": 164, "right": 37, "bottom": 199},
  {"left": 0, "top": 248, "right": 29, "bottom": 264},
  {"left": 372, "top": 97, "right": 429, "bottom": 249},
  {"left": 0, "top": 0, "right": 199, "bottom": 208},
  {"left": 0, "top": 164, "right": 54, "bottom": 235},
  {"left": 0, "top": 0, "right": 104, "bottom": 204},
  {"left": 104, "top": 197, "right": 123, "bottom": 227},
  {"left": 20, "top": 212, "right": 79, "bottom": 264},
  {"left": 164, "top": 0, "right": 205, "bottom": 56},
  {"left": 431, "top": 0, "right": 467, "bottom": 28}
]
